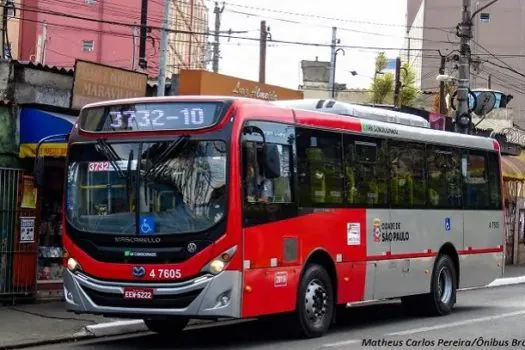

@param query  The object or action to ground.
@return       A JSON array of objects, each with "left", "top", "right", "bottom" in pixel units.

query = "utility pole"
[
  {"left": 212, "top": 2, "right": 225, "bottom": 73},
  {"left": 439, "top": 55, "right": 446, "bottom": 114},
  {"left": 455, "top": 0, "right": 473, "bottom": 134},
  {"left": 0, "top": 0, "right": 5, "bottom": 59},
  {"left": 157, "top": 0, "right": 170, "bottom": 96},
  {"left": 41, "top": 21, "right": 48, "bottom": 65},
  {"left": 258, "top": 20, "right": 267, "bottom": 83},
  {"left": 131, "top": 25, "right": 139, "bottom": 70},
  {"left": 487, "top": 74, "right": 492, "bottom": 89},
  {"left": 393, "top": 57, "right": 401, "bottom": 108},
  {"left": 328, "top": 27, "right": 337, "bottom": 98},
  {"left": 138, "top": 0, "right": 148, "bottom": 70}
]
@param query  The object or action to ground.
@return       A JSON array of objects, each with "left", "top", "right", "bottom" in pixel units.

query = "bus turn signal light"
[{"left": 67, "top": 258, "right": 82, "bottom": 272}]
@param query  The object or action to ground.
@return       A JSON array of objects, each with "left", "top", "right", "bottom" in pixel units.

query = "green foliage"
[
  {"left": 370, "top": 72, "right": 394, "bottom": 104},
  {"left": 399, "top": 61, "right": 418, "bottom": 107}
]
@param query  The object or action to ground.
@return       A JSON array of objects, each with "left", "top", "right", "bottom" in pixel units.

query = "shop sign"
[
  {"left": 71, "top": 60, "right": 148, "bottom": 110},
  {"left": 232, "top": 81, "right": 278, "bottom": 101},
  {"left": 20, "top": 217, "right": 35, "bottom": 243}
]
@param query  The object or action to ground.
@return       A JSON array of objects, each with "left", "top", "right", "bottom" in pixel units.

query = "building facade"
[
  {"left": 405, "top": 0, "right": 524, "bottom": 125},
  {"left": 10, "top": 0, "right": 207, "bottom": 79}
]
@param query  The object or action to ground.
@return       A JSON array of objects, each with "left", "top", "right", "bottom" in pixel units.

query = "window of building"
[
  {"left": 6, "top": 6, "right": 14, "bottom": 18},
  {"left": 480, "top": 13, "right": 490, "bottom": 22},
  {"left": 82, "top": 40, "right": 94, "bottom": 52},
  {"left": 463, "top": 152, "right": 489, "bottom": 209},
  {"left": 344, "top": 135, "right": 389, "bottom": 207},
  {"left": 296, "top": 128, "right": 343, "bottom": 206},
  {"left": 427, "top": 146, "right": 462, "bottom": 208},
  {"left": 389, "top": 142, "right": 427, "bottom": 207},
  {"left": 85, "top": 0, "right": 97, "bottom": 4}
]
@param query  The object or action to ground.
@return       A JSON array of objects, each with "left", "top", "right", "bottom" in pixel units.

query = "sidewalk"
[{"left": 2, "top": 265, "right": 525, "bottom": 349}]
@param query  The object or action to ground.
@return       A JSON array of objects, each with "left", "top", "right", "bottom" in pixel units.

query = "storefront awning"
[
  {"left": 502, "top": 153, "right": 525, "bottom": 181},
  {"left": 19, "top": 107, "right": 77, "bottom": 158}
]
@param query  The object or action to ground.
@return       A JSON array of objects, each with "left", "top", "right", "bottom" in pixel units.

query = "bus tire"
[
  {"left": 424, "top": 254, "right": 457, "bottom": 316},
  {"left": 143, "top": 318, "right": 189, "bottom": 335},
  {"left": 295, "top": 264, "right": 334, "bottom": 338}
]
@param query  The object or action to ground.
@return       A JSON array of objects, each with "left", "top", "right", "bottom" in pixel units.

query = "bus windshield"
[{"left": 65, "top": 139, "right": 227, "bottom": 235}]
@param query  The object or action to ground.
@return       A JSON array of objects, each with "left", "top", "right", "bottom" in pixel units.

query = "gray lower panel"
[{"left": 63, "top": 269, "right": 242, "bottom": 318}]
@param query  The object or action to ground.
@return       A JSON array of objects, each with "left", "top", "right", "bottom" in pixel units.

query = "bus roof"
[{"left": 272, "top": 99, "right": 431, "bottom": 128}]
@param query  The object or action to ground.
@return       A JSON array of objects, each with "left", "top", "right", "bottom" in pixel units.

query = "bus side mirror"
[
  {"left": 263, "top": 144, "right": 281, "bottom": 179},
  {"left": 33, "top": 156, "right": 45, "bottom": 188}
]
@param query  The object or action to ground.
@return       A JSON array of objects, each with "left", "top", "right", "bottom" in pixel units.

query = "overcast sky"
[{"left": 207, "top": 0, "right": 407, "bottom": 90}]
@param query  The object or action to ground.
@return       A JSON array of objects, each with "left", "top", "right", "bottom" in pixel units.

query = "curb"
[{"left": 4, "top": 276, "right": 525, "bottom": 349}]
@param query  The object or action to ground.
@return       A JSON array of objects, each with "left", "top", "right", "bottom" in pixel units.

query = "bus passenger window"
[
  {"left": 487, "top": 152, "right": 502, "bottom": 209},
  {"left": 464, "top": 153, "right": 489, "bottom": 209},
  {"left": 427, "top": 146, "right": 462, "bottom": 208},
  {"left": 390, "top": 143, "right": 426, "bottom": 207},
  {"left": 344, "top": 136, "right": 388, "bottom": 207},
  {"left": 296, "top": 128, "right": 343, "bottom": 206}
]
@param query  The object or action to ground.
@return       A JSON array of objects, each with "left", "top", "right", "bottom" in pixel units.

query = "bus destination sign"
[{"left": 79, "top": 102, "right": 224, "bottom": 132}]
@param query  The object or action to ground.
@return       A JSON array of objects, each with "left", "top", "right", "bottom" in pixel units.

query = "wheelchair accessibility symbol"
[{"left": 139, "top": 216, "right": 155, "bottom": 235}]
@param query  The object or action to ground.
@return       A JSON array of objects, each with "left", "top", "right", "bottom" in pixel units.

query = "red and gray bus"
[{"left": 34, "top": 96, "right": 504, "bottom": 338}]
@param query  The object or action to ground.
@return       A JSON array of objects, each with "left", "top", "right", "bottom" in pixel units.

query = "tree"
[
  {"left": 399, "top": 62, "right": 418, "bottom": 107},
  {"left": 369, "top": 52, "right": 394, "bottom": 104}
]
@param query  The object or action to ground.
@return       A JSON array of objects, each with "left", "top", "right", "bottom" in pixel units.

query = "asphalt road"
[{"left": 28, "top": 284, "right": 525, "bottom": 350}]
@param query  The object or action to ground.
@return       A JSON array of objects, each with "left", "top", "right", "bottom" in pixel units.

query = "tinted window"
[
  {"left": 487, "top": 152, "right": 502, "bottom": 210},
  {"left": 296, "top": 128, "right": 343, "bottom": 205},
  {"left": 241, "top": 121, "right": 296, "bottom": 226},
  {"left": 463, "top": 152, "right": 490, "bottom": 209},
  {"left": 427, "top": 146, "right": 462, "bottom": 208},
  {"left": 344, "top": 135, "right": 389, "bottom": 207},
  {"left": 390, "top": 142, "right": 427, "bottom": 207}
]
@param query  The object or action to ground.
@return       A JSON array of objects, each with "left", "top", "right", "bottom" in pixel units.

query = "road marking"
[
  {"left": 322, "top": 339, "right": 361, "bottom": 348},
  {"left": 386, "top": 309, "right": 525, "bottom": 336}
]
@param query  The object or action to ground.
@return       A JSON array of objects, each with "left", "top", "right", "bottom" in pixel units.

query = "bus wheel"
[
  {"left": 295, "top": 264, "right": 334, "bottom": 338},
  {"left": 424, "top": 254, "right": 457, "bottom": 316},
  {"left": 143, "top": 318, "right": 189, "bottom": 335}
]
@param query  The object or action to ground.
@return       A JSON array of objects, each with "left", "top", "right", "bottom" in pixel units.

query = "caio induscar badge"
[{"left": 373, "top": 218, "right": 381, "bottom": 243}]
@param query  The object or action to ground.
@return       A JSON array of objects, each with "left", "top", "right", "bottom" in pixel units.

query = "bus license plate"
[{"left": 123, "top": 288, "right": 154, "bottom": 300}]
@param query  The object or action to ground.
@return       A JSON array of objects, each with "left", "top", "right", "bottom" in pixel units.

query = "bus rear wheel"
[
  {"left": 424, "top": 254, "right": 457, "bottom": 316},
  {"left": 295, "top": 264, "right": 334, "bottom": 338},
  {"left": 144, "top": 318, "right": 189, "bottom": 335}
]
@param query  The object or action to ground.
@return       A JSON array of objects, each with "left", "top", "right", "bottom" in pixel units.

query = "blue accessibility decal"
[
  {"left": 445, "top": 217, "right": 451, "bottom": 231},
  {"left": 139, "top": 216, "right": 156, "bottom": 235}
]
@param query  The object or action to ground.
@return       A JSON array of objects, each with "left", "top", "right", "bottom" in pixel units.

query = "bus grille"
[{"left": 81, "top": 287, "right": 204, "bottom": 309}]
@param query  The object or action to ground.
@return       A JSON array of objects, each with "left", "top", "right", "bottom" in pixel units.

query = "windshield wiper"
[
  {"left": 142, "top": 135, "right": 189, "bottom": 180},
  {"left": 96, "top": 139, "right": 126, "bottom": 178},
  {"left": 126, "top": 149, "right": 134, "bottom": 209}
]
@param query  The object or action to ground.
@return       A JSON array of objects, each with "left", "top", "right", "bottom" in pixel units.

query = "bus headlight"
[
  {"left": 67, "top": 258, "right": 82, "bottom": 272},
  {"left": 202, "top": 246, "right": 237, "bottom": 275}
]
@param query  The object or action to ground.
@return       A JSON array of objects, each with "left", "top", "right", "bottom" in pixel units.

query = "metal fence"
[{"left": 0, "top": 168, "right": 37, "bottom": 303}]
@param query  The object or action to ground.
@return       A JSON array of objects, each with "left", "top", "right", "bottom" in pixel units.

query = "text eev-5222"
[{"left": 149, "top": 268, "right": 182, "bottom": 279}]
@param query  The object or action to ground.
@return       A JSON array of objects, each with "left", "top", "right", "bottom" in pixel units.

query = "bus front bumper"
[{"left": 63, "top": 269, "right": 242, "bottom": 319}]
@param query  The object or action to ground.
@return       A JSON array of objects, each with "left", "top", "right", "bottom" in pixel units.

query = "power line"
[{"left": 215, "top": 0, "right": 455, "bottom": 32}]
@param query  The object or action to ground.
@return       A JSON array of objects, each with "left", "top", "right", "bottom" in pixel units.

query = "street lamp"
[{"left": 331, "top": 48, "right": 345, "bottom": 98}]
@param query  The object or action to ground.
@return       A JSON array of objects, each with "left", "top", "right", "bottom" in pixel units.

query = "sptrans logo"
[{"left": 373, "top": 219, "right": 381, "bottom": 242}]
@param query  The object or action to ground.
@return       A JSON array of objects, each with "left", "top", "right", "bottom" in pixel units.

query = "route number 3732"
[{"left": 149, "top": 269, "right": 182, "bottom": 279}]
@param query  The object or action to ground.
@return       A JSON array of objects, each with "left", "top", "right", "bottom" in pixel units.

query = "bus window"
[
  {"left": 296, "top": 128, "right": 343, "bottom": 206},
  {"left": 389, "top": 142, "right": 427, "bottom": 207},
  {"left": 343, "top": 135, "right": 388, "bottom": 207},
  {"left": 426, "top": 146, "right": 462, "bottom": 209},
  {"left": 241, "top": 121, "right": 296, "bottom": 226},
  {"left": 487, "top": 152, "right": 502, "bottom": 210},
  {"left": 464, "top": 152, "right": 489, "bottom": 209}
]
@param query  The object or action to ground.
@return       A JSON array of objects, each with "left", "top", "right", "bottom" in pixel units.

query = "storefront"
[
  {"left": 18, "top": 105, "right": 77, "bottom": 299},
  {"left": 175, "top": 69, "right": 304, "bottom": 101},
  {"left": 501, "top": 151, "right": 525, "bottom": 265}
]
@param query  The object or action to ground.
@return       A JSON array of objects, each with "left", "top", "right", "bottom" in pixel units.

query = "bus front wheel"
[
  {"left": 295, "top": 264, "right": 334, "bottom": 338},
  {"left": 424, "top": 254, "right": 457, "bottom": 316},
  {"left": 144, "top": 318, "right": 189, "bottom": 335}
]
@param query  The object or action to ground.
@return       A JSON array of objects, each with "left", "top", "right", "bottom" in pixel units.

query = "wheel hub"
[
  {"left": 304, "top": 279, "right": 328, "bottom": 326},
  {"left": 437, "top": 266, "right": 452, "bottom": 303}
]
